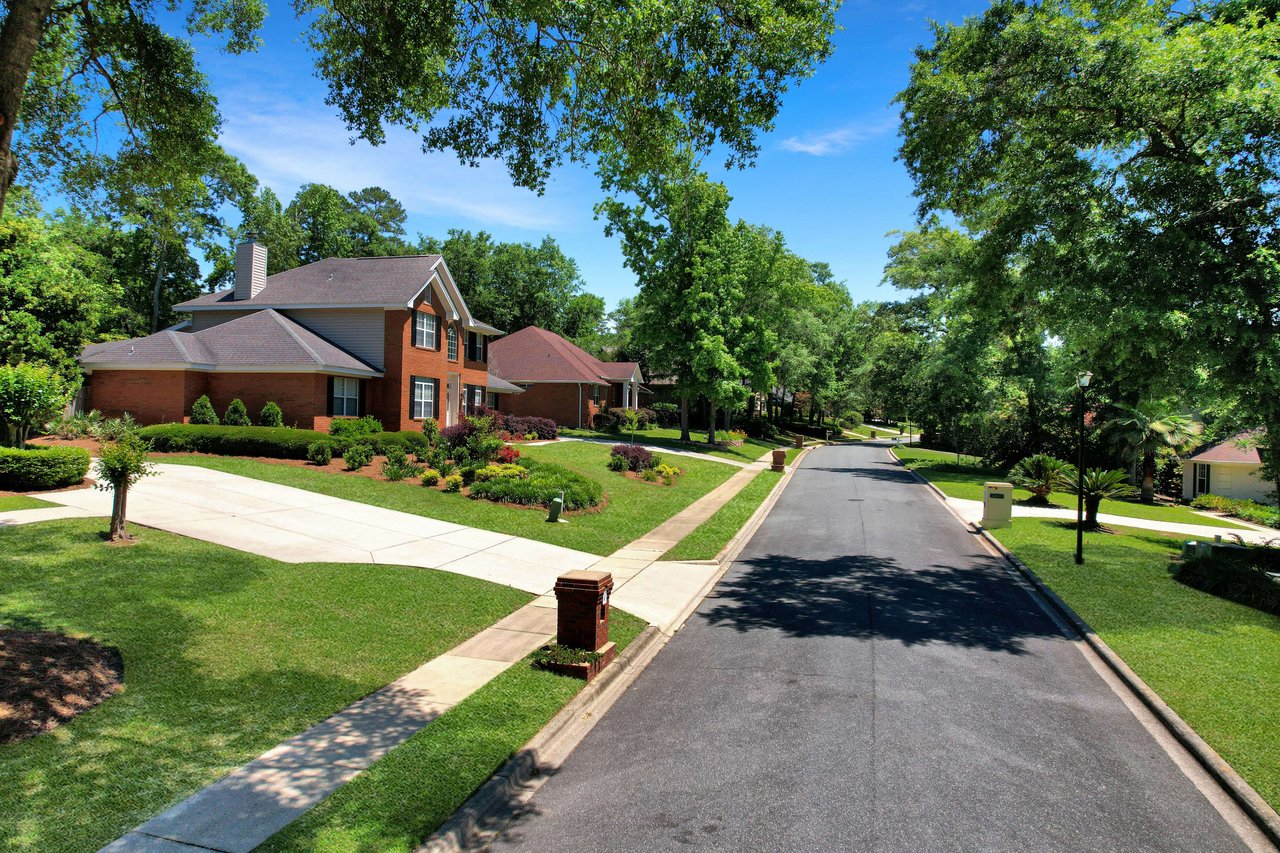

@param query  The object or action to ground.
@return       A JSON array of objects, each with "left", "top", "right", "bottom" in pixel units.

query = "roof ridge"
[{"left": 264, "top": 309, "right": 326, "bottom": 365}]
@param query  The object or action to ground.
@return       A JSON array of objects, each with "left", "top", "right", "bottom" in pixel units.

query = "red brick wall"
[
  {"left": 205, "top": 373, "right": 329, "bottom": 430},
  {"left": 375, "top": 289, "right": 490, "bottom": 431},
  {"left": 501, "top": 382, "right": 606, "bottom": 428},
  {"left": 85, "top": 370, "right": 205, "bottom": 424}
]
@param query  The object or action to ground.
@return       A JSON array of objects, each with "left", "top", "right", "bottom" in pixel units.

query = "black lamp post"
[{"left": 1075, "top": 370, "right": 1093, "bottom": 565}]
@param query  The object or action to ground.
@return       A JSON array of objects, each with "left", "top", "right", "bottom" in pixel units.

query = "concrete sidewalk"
[
  {"left": 0, "top": 503, "right": 98, "bottom": 527},
  {"left": 946, "top": 496, "right": 1280, "bottom": 545},
  {"left": 555, "top": 436, "right": 754, "bottom": 467}
]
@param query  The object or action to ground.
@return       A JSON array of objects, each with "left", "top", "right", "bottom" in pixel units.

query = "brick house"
[
  {"left": 486, "top": 326, "right": 649, "bottom": 428},
  {"left": 78, "top": 239, "right": 517, "bottom": 430}
]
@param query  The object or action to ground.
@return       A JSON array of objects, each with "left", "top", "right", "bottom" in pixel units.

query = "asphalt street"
[{"left": 490, "top": 442, "right": 1249, "bottom": 852}]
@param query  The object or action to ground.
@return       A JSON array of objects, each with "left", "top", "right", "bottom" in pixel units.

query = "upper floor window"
[
  {"left": 330, "top": 377, "right": 360, "bottom": 417},
  {"left": 447, "top": 325, "right": 458, "bottom": 361},
  {"left": 413, "top": 310, "right": 438, "bottom": 349},
  {"left": 465, "top": 331, "right": 487, "bottom": 362}
]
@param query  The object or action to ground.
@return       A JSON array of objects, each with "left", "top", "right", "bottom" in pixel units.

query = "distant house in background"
[
  {"left": 1182, "top": 431, "right": 1273, "bottom": 505},
  {"left": 78, "top": 239, "right": 518, "bottom": 430},
  {"left": 487, "top": 326, "right": 649, "bottom": 428}
]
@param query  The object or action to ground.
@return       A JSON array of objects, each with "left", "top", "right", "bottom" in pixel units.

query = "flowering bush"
[
  {"left": 610, "top": 444, "right": 657, "bottom": 472},
  {"left": 496, "top": 445, "right": 521, "bottom": 464},
  {"left": 443, "top": 473, "right": 464, "bottom": 492},
  {"left": 717, "top": 429, "right": 747, "bottom": 447},
  {"left": 421, "top": 468, "right": 440, "bottom": 486},
  {"left": 474, "top": 463, "right": 529, "bottom": 482}
]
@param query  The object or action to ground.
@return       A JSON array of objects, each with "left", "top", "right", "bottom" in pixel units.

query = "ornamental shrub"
[
  {"left": 607, "top": 454, "right": 628, "bottom": 472},
  {"left": 306, "top": 441, "right": 333, "bottom": 465},
  {"left": 467, "top": 433, "right": 503, "bottom": 464},
  {"left": 443, "top": 473, "right": 464, "bottom": 492},
  {"left": 421, "top": 468, "right": 441, "bottom": 486},
  {"left": 474, "top": 463, "right": 529, "bottom": 482},
  {"left": 492, "top": 412, "right": 557, "bottom": 440},
  {"left": 650, "top": 402, "right": 679, "bottom": 427},
  {"left": 610, "top": 443, "right": 656, "bottom": 472},
  {"left": 0, "top": 445, "right": 91, "bottom": 490},
  {"left": 1008, "top": 454, "right": 1073, "bottom": 505},
  {"left": 190, "top": 394, "right": 219, "bottom": 425},
  {"left": 440, "top": 421, "right": 477, "bottom": 450},
  {"left": 95, "top": 413, "right": 138, "bottom": 442},
  {"left": 47, "top": 409, "right": 103, "bottom": 439},
  {"left": 141, "top": 424, "right": 328, "bottom": 459},
  {"left": 421, "top": 417, "right": 440, "bottom": 449},
  {"left": 468, "top": 460, "right": 602, "bottom": 509},
  {"left": 259, "top": 401, "right": 284, "bottom": 427},
  {"left": 640, "top": 466, "right": 661, "bottom": 482},
  {"left": 1177, "top": 550, "right": 1280, "bottom": 616},
  {"left": 0, "top": 363, "right": 75, "bottom": 448},
  {"left": 381, "top": 444, "right": 422, "bottom": 482},
  {"left": 343, "top": 443, "right": 374, "bottom": 470},
  {"left": 496, "top": 445, "right": 521, "bottom": 464},
  {"left": 330, "top": 415, "right": 383, "bottom": 438},
  {"left": 655, "top": 463, "right": 682, "bottom": 485},
  {"left": 224, "top": 399, "right": 251, "bottom": 427}
]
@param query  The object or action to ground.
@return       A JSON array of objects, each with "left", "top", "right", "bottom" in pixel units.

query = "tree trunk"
[
  {"left": 1085, "top": 495, "right": 1102, "bottom": 529},
  {"left": 109, "top": 481, "right": 131, "bottom": 541},
  {"left": 679, "top": 396, "right": 690, "bottom": 442},
  {"left": 706, "top": 400, "right": 717, "bottom": 445},
  {"left": 150, "top": 238, "right": 167, "bottom": 333},
  {"left": 0, "top": 0, "right": 56, "bottom": 217},
  {"left": 1140, "top": 451, "right": 1156, "bottom": 504}
]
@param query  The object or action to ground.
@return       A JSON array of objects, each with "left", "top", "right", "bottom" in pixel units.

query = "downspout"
[{"left": 577, "top": 383, "right": 582, "bottom": 429}]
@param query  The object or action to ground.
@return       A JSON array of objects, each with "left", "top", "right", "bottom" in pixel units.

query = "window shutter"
[
  {"left": 326, "top": 377, "right": 335, "bottom": 416},
  {"left": 357, "top": 380, "right": 366, "bottom": 416},
  {"left": 432, "top": 379, "right": 440, "bottom": 420},
  {"left": 481, "top": 335, "right": 487, "bottom": 363},
  {"left": 435, "top": 318, "right": 442, "bottom": 351}
]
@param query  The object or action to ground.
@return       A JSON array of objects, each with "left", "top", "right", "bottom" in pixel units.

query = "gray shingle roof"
[
  {"left": 485, "top": 374, "right": 525, "bottom": 395},
  {"left": 174, "top": 255, "right": 444, "bottom": 310},
  {"left": 80, "top": 310, "right": 380, "bottom": 375}
]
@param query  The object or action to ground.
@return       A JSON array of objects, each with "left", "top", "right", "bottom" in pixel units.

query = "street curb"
[
  {"left": 886, "top": 447, "right": 1280, "bottom": 849},
  {"left": 418, "top": 625, "right": 667, "bottom": 853}
]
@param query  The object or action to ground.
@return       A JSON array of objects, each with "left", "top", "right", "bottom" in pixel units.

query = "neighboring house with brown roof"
[
  {"left": 1182, "top": 431, "right": 1273, "bottom": 505},
  {"left": 487, "top": 326, "right": 648, "bottom": 428},
  {"left": 78, "top": 239, "right": 518, "bottom": 431}
]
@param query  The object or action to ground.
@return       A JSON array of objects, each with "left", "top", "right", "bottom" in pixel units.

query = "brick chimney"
[{"left": 234, "top": 236, "right": 268, "bottom": 300}]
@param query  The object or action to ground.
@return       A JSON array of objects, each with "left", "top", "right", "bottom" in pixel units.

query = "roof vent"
[{"left": 234, "top": 236, "right": 268, "bottom": 301}]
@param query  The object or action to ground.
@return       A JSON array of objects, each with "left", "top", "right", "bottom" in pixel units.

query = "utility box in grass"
[{"left": 982, "top": 482, "right": 1014, "bottom": 530}]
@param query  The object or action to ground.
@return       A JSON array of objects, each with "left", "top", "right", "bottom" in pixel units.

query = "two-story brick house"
[{"left": 78, "top": 239, "right": 515, "bottom": 430}]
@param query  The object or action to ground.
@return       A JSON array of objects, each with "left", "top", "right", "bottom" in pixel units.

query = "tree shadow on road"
[{"left": 700, "top": 552, "right": 1062, "bottom": 655}]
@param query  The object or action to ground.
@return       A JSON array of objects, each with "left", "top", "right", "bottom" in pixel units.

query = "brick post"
[
  {"left": 553, "top": 570, "right": 614, "bottom": 651},
  {"left": 771, "top": 448, "right": 786, "bottom": 472}
]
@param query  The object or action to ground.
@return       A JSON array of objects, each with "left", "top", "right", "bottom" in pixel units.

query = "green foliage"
[
  {"left": 607, "top": 454, "right": 628, "bottom": 472},
  {"left": 45, "top": 409, "right": 103, "bottom": 439},
  {"left": 0, "top": 445, "right": 90, "bottom": 490},
  {"left": 1062, "top": 468, "right": 1139, "bottom": 528},
  {"left": 306, "top": 441, "right": 333, "bottom": 466},
  {"left": 532, "top": 644, "right": 603, "bottom": 667},
  {"left": 0, "top": 218, "right": 114, "bottom": 373},
  {"left": 302, "top": 2, "right": 837, "bottom": 193},
  {"left": 1177, "top": 551, "right": 1280, "bottom": 617},
  {"left": 1008, "top": 454, "right": 1072, "bottom": 504},
  {"left": 1105, "top": 402, "right": 1204, "bottom": 503},
  {"left": 467, "top": 460, "right": 602, "bottom": 509},
  {"left": 343, "top": 443, "right": 374, "bottom": 470},
  {"left": 655, "top": 463, "right": 682, "bottom": 485},
  {"left": 442, "top": 473, "right": 464, "bottom": 493},
  {"left": 1190, "top": 494, "right": 1280, "bottom": 530},
  {"left": 94, "top": 433, "right": 155, "bottom": 489},
  {"left": 329, "top": 415, "right": 383, "bottom": 438},
  {"left": 223, "top": 398, "right": 251, "bottom": 427},
  {"left": 93, "top": 413, "right": 138, "bottom": 442},
  {"left": 420, "top": 468, "right": 440, "bottom": 486},
  {"left": 258, "top": 401, "right": 284, "bottom": 427},
  {"left": 136, "top": 424, "right": 426, "bottom": 460},
  {"left": 189, "top": 395, "right": 219, "bottom": 425},
  {"left": 0, "top": 363, "right": 74, "bottom": 448},
  {"left": 380, "top": 444, "right": 422, "bottom": 482},
  {"left": 421, "top": 416, "right": 440, "bottom": 449},
  {"left": 473, "top": 463, "right": 529, "bottom": 483}
]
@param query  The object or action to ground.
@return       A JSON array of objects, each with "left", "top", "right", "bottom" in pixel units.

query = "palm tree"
[
  {"left": 1008, "top": 454, "right": 1072, "bottom": 505},
  {"left": 1062, "top": 468, "right": 1139, "bottom": 529},
  {"left": 1105, "top": 402, "right": 1204, "bottom": 504}
]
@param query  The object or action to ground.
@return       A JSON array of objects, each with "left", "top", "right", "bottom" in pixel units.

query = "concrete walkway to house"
[
  {"left": 0, "top": 503, "right": 98, "bottom": 527},
  {"left": 945, "top": 496, "right": 1280, "bottom": 546},
  {"left": 82, "top": 449, "right": 801, "bottom": 853}
]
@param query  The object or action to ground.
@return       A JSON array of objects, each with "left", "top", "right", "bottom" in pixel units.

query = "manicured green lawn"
[
  {"left": 994, "top": 520, "right": 1280, "bottom": 809},
  {"left": 560, "top": 426, "right": 784, "bottom": 463},
  {"left": 0, "top": 519, "right": 532, "bottom": 853},
  {"left": 165, "top": 441, "right": 738, "bottom": 556},
  {"left": 0, "top": 495, "right": 54, "bottom": 511},
  {"left": 894, "top": 446, "right": 1247, "bottom": 530},
  {"left": 259, "top": 610, "right": 647, "bottom": 852},
  {"left": 664, "top": 469, "right": 784, "bottom": 561}
]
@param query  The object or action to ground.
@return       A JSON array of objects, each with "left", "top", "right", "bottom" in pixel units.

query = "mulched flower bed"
[{"left": 0, "top": 628, "right": 124, "bottom": 744}]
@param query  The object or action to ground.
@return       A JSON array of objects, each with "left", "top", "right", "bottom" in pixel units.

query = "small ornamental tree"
[
  {"left": 224, "top": 398, "right": 251, "bottom": 426},
  {"left": 190, "top": 394, "right": 219, "bottom": 425},
  {"left": 94, "top": 433, "right": 156, "bottom": 542},
  {"left": 0, "top": 363, "right": 74, "bottom": 448},
  {"left": 259, "top": 401, "right": 284, "bottom": 427}
]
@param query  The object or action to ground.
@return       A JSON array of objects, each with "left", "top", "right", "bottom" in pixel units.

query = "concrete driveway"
[
  {"left": 490, "top": 442, "right": 1253, "bottom": 852},
  {"left": 41, "top": 462, "right": 599, "bottom": 594}
]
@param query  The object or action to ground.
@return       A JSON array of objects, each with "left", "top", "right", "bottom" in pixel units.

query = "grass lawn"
[
  {"left": 994, "top": 520, "right": 1280, "bottom": 809},
  {"left": 0, "top": 519, "right": 532, "bottom": 853},
  {"left": 165, "top": 441, "right": 738, "bottom": 556},
  {"left": 894, "top": 446, "right": 1247, "bottom": 530},
  {"left": 664, "top": 468, "right": 785, "bottom": 561},
  {"left": 560, "top": 426, "right": 784, "bottom": 463},
  {"left": 0, "top": 495, "right": 54, "bottom": 511},
  {"left": 259, "top": 609, "right": 647, "bottom": 852}
]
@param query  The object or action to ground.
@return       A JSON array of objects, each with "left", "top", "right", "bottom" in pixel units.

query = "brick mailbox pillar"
[
  {"left": 794, "top": 434, "right": 804, "bottom": 449},
  {"left": 771, "top": 448, "right": 786, "bottom": 472},
  {"left": 552, "top": 570, "right": 617, "bottom": 680}
]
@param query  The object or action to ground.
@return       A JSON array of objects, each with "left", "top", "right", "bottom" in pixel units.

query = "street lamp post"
[{"left": 1075, "top": 370, "right": 1093, "bottom": 565}]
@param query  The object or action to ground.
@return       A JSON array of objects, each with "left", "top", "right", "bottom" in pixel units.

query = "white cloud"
[
  {"left": 779, "top": 114, "right": 898, "bottom": 156},
  {"left": 218, "top": 96, "right": 574, "bottom": 231}
]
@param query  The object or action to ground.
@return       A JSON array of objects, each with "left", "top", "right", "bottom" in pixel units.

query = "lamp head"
[{"left": 1077, "top": 371, "right": 1093, "bottom": 389}]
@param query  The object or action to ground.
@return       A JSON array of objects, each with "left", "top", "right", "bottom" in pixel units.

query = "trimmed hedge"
[
  {"left": 467, "top": 460, "right": 602, "bottom": 510},
  {"left": 0, "top": 446, "right": 91, "bottom": 490},
  {"left": 1177, "top": 551, "right": 1280, "bottom": 616},
  {"left": 138, "top": 424, "right": 428, "bottom": 460},
  {"left": 1190, "top": 493, "right": 1280, "bottom": 529}
]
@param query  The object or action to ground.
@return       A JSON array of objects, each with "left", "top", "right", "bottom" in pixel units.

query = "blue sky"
[{"left": 193, "top": 1, "right": 983, "bottom": 308}]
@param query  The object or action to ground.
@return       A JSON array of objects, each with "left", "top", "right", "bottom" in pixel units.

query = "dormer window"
[{"left": 446, "top": 325, "right": 458, "bottom": 361}]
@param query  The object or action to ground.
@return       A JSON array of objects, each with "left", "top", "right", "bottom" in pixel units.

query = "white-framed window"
[
  {"left": 1195, "top": 463, "right": 1211, "bottom": 496},
  {"left": 592, "top": 384, "right": 601, "bottom": 405},
  {"left": 447, "top": 325, "right": 458, "bottom": 361},
  {"left": 486, "top": 391, "right": 499, "bottom": 409},
  {"left": 332, "top": 377, "right": 359, "bottom": 416},
  {"left": 412, "top": 376, "right": 437, "bottom": 420},
  {"left": 465, "top": 331, "right": 487, "bottom": 362},
  {"left": 413, "top": 310, "right": 437, "bottom": 348}
]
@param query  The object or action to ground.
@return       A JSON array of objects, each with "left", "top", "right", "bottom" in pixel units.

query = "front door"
[{"left": 446, "top": 374, "right": 460, "bottom": 427}]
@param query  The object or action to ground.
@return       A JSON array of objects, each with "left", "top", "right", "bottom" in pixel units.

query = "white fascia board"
[
  {"left": 431, "top": 257, "right": 473, "bottom": 324},
  {"left": 183, "top": 302, "right": 397, "bottom": 311},
  {"left": 82, "top": 362, "right": 382, "bottom": 378},
  {"left": 501, "top": 378, "right": 610, "bottom": 386}
]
